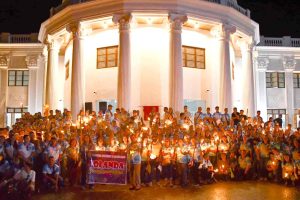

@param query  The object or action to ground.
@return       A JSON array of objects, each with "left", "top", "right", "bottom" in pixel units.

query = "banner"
[{"left": 87, "top": 151, "right": 127, "bottom": 185}]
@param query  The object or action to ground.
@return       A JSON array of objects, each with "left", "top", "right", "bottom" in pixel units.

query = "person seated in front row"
[
  {"left": 42, "top": 156, "right": 63, "bottom": 192},
  {"left": 0, "top": 161, "right": 35, "bottom": 200}
]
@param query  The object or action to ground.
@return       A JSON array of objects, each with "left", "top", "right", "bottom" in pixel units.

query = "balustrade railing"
[
  {"left": 0, "top": 33, "right": 39, "bottom": 43},
  {"left": 258, "top": 36, "right": 300, "bottom": 47},
  {"left": 50, "top": 0, "right": 251, "bottom": 17}
]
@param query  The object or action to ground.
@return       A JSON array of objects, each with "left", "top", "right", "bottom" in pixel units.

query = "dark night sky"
[{"left": 0, "top": 0, "right": 300, "bottom": 37}]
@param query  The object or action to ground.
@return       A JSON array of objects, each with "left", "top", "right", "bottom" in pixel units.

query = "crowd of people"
[{"left": 0, "top": 104, "right": 300, "bottom": 199}]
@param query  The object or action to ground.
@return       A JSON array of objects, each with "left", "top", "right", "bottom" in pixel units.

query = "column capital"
[
  {"left": 26, "top": 55, "right": 38, "bottom": 68},
  {"left": 113, "top": 13, "right": 132, "bottom": 31},
  {"left": 168, "top": 13, "right": 188, "bottom": 32},
  {"left": 45, "top": 35, "right": 62, "bottom": 51},
  {"left": 211, "top": 24, "right": 236, "bottom": 41},
  {"left": 0, "top": 55, "right": 9, "bottom": 69},
  {"left": 66, "top": 22, "right": 89, "bottom": 39},
  {"left": 283, "top": 56, "right": 296, "bottom": 71},
  {"left": 255, "top": 56, "right": 269, "bottom": 71}
]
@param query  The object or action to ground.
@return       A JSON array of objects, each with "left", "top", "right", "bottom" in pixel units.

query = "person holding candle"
[
  {"left": 237, "top": 150, "right": 252, "bottom": 180},
  {"left": 128, "top": 135, "right": 142, "bottom": 191},
  {"left": 198, "top": 153, "right": 214, "bottom": 184},
  {"left": 256, "top": 136, "right": 270, "bottom": 181},
  {"left": 149, "top": 135, "right": 162, "bottom": 186},
  {"left": 161, "top": 139, "right": 174, "bottom": 187},
  {"left": 175, "top": 139, "right": 190, "bottom": 187},
  {"left": 216, "top": 153, "right": 230, "bottom": 181},
  {"left": 282, "top": 153, "right": 296, "bottom": 186}
]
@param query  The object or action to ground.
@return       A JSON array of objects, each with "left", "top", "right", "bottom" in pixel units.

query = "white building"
[{"left": 0, "top": 0, "right": 299, "bottom": 128}]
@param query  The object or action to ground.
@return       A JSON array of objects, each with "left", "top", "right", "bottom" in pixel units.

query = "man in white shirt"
[
  {"left": 18, "top": 135, "right": 35, "bottom": 163},
  {"left": 0, "top": 161, "right": 35, "bottom": 199}
]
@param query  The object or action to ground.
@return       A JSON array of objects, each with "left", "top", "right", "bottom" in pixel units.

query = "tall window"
[
  {"left": 266, "top": 72, "right": 285, "bottom": 88},
  {"left": 294, "top": 73, "right": 300, "bottom": 88},
  {"left": 8, "top": 70, "right": 29, "bottom": 86},
  {"left": 97, "top": 46, "right": 118, "bottom": 69},
  {"left": 182, "top": 46, "right": 205, "bottom": 69}
]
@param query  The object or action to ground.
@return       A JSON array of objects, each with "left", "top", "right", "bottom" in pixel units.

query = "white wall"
[
  {"left": 266, "top": 88, "right": 286, "bottom": 108},
  {"left": 84, "top": 29, "right": 119, "bottom": 111},
  {"left": 7, "top": 86, "right": 28, "bottom": 107},
  {"left": 131, "top": 27, "right": 169, "bottom": 110},
  {"left": 294, "top": 88, "right": 300, "bottom": 108},
  {"left": 182, "top": 29, "right": 218, "bottom": 109}
]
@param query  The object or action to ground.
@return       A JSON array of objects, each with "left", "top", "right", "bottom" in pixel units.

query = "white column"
[
  {"left": 26, "top": 56, "right": 38, "bottom": 114},
  {"left": 45, "top": 37, "right": 60, "bottom": 110},
  {"left": 283, "top": 56, "right": 296, "bottom": 126},
  {"left": 214, "top": 24, "right": 236, "bottom": 112},
  {"left": 113, "top": 14, "right": 132, "bottom": 111},
  {"left": 255, "top": 57, "right": 269, "bottom": 121},
  {"left": 241, "top": 40, "right": 255, "bottom": 117},
  {"left": 0, "top": 55, "right": 9, "bottom": 128},
  {"left": 68, "top": 23, "right": 86, "bottom": 121},
  {"left": 168, "top": 13, "right": 187, "bottom": 113},
  {"left": 36, "top": 54, "right": 46, "bottom": 113}
]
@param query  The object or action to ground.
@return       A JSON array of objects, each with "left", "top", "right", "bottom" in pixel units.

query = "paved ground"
[{"left": 33, "top": 181, "right": 300, "bottom": 200}]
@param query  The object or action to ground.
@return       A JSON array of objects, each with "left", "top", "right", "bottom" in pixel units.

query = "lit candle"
[{"left": 150, "top": 154, "right": 156, "bottom": 160}]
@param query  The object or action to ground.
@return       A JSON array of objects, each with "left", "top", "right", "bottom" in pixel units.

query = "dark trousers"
[{"left": 141, "top": 161, "right": 152, "bottom": 184}]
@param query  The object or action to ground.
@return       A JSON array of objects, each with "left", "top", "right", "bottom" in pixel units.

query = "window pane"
[
  {"left": 186, "top": 54, "right": 195, "bottom": 60},
  {"left": 8, "top": 81, "right": 15, "bottom": 86},
  {"left": 279, "top": 83, "right": 285, "bottom": 88},
  {"left": 266, "top": 83, "right": 271, "bottom": 88},
  {"left": 16, "top": 81, "right": 22, "bottom": 86},
  {"left": 107, "top": 61, "right": 116, "bottom": 67},
  {"left": 7, "top": 108, "right": 14, "bottom": 113},
  {"left": 98, "top": 62, "right": 106, "bottom": 68},
  {"left": 9, "top": 76, "right": 15, "bottom": 81},
  {"left": 23, "top": 108, "right": 28, "bottom": 113},
  {"left": 266, "top": 73, "right": 271, "bottom": 78},
  {"left": 16, "top": 71, "right": 23, "bottom": 76},
  {"left": 196, "top": 49, "right": 204, "bottom": 55},
  {"left": 16, "top": 75, "right": 22, "bottom": 81},
  {"left": 98, "top": 49, "right": 106, "bottom": 55},
  {"left": 23, "top": 75, "right": 29, "bottom": 81},
  {"left": 9, "top": 71, "right": 16, "bottom": 76},
  {"left": 98, "top": 55, "right": 106, "bottom": 62},
  {"left": 107, "top": 54, "right": 116, "bottom": 60},
  {"left": 23, "top": 80, "right": 29, "bottom": 86},
  {"left": 15, "top": 108, "right": 22, "bottom": 113},
  {"left": 23, "top": 71, "right": 29, "bottom": 76},
  {"left": 187, "top": 61, "right": 195, "bottom": 67},
  {"left": 196, "top": 62, "right": 204, "bottom": 69},
  {"left": 186, "top": 48, "right": 194, "bottom": 54}
]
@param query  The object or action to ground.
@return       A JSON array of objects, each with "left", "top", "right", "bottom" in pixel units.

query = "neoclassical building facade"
[{"left": 0, "top": 0, "right": 299, "bottom": 128}]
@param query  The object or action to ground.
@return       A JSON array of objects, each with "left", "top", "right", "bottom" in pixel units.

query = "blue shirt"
[{"left": 42, "top": 163, "right": 60, "bottom": 175}]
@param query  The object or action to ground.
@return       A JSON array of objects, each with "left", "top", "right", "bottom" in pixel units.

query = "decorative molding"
[
  {"left": 168, "top": 13, "right": 188, "bottom": 32},
  {"left": 113, "top": 13, "right": 132, "bottom": 31},
  {"left": 26, "top": 56, "right": 38, "bottom": 67},
  {"left": 0, "top": 55, "right": 9, "bottom": 68},
  {"left": 211, "top": 23, "right": 236, "bottom": 41},
  {"left": 255, "top": 56, "right": 269, "bottom": 71},
  {"left": 283, "top": 56, "right": 296, "bottom": 71}
]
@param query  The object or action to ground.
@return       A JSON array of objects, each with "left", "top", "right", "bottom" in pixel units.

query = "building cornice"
[{"left": 38, "top": 0, "right": 259, "bottom": 44}]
